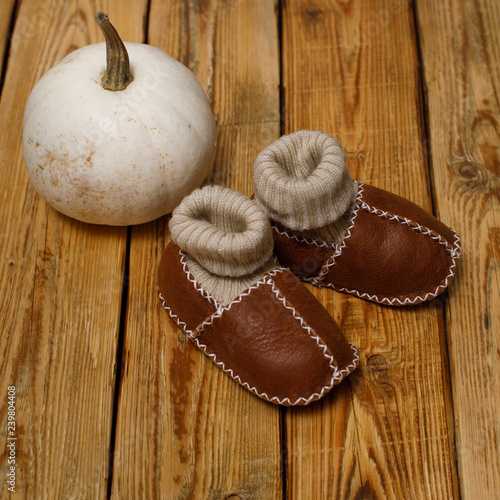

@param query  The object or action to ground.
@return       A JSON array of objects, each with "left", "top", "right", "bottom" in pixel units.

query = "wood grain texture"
[
  {"left": 0, "top": 0, "right": 16, "bottom": 85},
  {"left": 0, "top": 1, "right": 147, "bottom": 498},
  {"left": 416, "top": 0, "right": 500, "bottom": 497},
  {"left": 282, "top": 0, "right": 458, "bottom": 498},
  {"left": 110, "top": 1, "right": 282, "bottom": 498},
  {"left": 0, "top": 0, "right": 497, "bottom": 497}
]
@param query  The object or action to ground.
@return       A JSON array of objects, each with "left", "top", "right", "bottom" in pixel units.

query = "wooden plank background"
[
  {"left": 281, "top": 1, "right": 457, "bottom": 498},
  {"left": 0, "top": 0, "right": 16, "bottom": 85},
  {"left": 110, "top": 1, "right": 282, "bottom": 498},
  {"left": 0, "top": 0, "right": 498, "bottom": 499},
  {"left": 416, "top": 0, "right": 500, "bottom": 497}
]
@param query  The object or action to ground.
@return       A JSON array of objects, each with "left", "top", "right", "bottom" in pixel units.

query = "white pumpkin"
[{"left": 22, "top": 13, "right": 216, "bottom": 225}]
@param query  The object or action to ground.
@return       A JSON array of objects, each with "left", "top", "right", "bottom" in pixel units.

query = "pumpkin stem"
[{"left": 95, "top": 12, "right": 134, "bottom": 91}]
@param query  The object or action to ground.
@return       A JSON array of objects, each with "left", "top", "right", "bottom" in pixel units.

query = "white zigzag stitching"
[
  {"left": 158, "top": 254, "right": 359, "bottom": 405},
  {"left": 192, "top": 268, "right": 286, "bottom": 337},
  {"left": 158, "top": 290, "right": 194, "bottom": 336},
  {"left": 266, "top": 279, "right": 359, "bottom": 400},
  {"left": 359, "top": 201, "right": 460, "bottom": 257},
  {"left": 271, "top": 222, "right": 337, "bottom": 250},
  {"left": 328, "top": 229, "right": 461, "bottom": 305},
  {"left": 176, "top": 248, "right": 287, "bottom": 329},
  {"left": 310, "top": 180, "right": 366, "bottom": 284},
  {"left": 159, "top": 287, "right": 358, "bottom": 403},
  {"left": 179, "top": 249, "right": 284, "bottom": 316},
  {"left": 282, "top": 180, "right": 462, "bottom": 304},
  {"left": 178, "top": 249, "right": 221, "bottom": 313},
  {"left": 314, "top": 181, "right": 460, "bottom": 306},
  {"left": 270, "top": 181, "right": 363, "bottom": 286},
  {"left": 191, "top": 276, "right": 358, "bottom": 405}
]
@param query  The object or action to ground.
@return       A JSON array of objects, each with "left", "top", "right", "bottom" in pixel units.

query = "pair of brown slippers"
[{"left": 157, "top": 131, "right": 461, "bottom": 406}]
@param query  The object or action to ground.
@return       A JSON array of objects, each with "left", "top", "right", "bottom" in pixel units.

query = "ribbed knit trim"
[
  {"left": 253, "top": 130, "right": 357, "bottom": 243},
  {"left": 297, "top": 198, "right": 356, "bottom": 243},
  {"left": 184, "top": 254, "right": 277, "bottom": 306},
  {"left": 169, "top": 186, "right": 277, "bottom": 305}
]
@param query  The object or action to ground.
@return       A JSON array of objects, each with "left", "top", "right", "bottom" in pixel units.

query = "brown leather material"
[
  {"left": 272, "top": 271, "right": 356, "bottom": 373},
  {"left": 271, "top": 222, "right": 333, "bottom": 277},
  {"left": 361, "top": 184, "right": 456, "bottom": 246},
  {"left": 158, "top": 243, "right": 217, "bottom": 333},
  {"left": 271, "top": 181, "right": 461, "bottom": 306},
  {"left": 157, "top": 242, "right": 358, "bottom": 405},
  {"left": 198, "top": 275, "right": 339, "bottom": 405}
]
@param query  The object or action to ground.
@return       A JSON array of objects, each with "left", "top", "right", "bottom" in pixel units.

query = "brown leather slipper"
[
  {"left": 158, "top": 186, "right": 358, "bottom": 406},
  {"left": 269, "top": 180, "right": 461, "bottom": 305},
  {"left": 253, "top": 131, "right": 461, "bottom": 306}
]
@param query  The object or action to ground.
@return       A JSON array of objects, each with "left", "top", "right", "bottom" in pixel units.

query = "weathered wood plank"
[
  {"left": 416, "top": 0, "right": 500, "bottom": 497},
  {"left": 0, "top": 1, "right": 147, "bottom": 497},
  {"left": 110, "top": 0, "right": 282, "bottom": 498},
  {"left": 0, "top": 0, "right": 16, "bottom": 88},
  {"left": 282, "top": 0, "right": 458, "bottom": 498}
]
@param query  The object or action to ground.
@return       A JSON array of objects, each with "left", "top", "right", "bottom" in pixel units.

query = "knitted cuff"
[
  {"left": 169, "top": 185, "right": 274, "bottom": 277},
  {"left": 253, "top": 130, "right": 357, "bottom": 231}
]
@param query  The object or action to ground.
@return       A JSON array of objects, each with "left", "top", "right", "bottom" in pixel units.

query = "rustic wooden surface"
[
  {"left": 416, "top": 0, "right": 500, "bottom": 497},
  {"left": 111, "top": 1, "right": 282, "bottom": 498},
  {"left": 282, "top": 1, "right": 458, "bottom": 498},
  {"left": 0, "top": 0, "right": 16, "bottom": 85},
  {"left": 0, "top": 0, "right": 498, "bottom": 499}
]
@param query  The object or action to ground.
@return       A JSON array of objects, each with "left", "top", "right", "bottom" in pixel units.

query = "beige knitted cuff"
[
  {"left": 169, "top": 185, "right": 274, "bottom": 277},
  {"left": 253, "top": 130, "right": 357, "bottom": 231}
]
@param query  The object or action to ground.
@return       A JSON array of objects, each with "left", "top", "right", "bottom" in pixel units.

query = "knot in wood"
[
  {"left": 459, "top": 161, "right": 481, "bottom": 180},
  {"left": 367, "top": 354, "right": 388, "bottom": 372}
]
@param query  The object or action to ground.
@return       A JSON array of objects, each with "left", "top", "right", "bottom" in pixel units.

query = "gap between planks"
[
  {"left": 107, "top": 2, "right": 152, "bottom": 497},
  {"left": 0, "top": 0, "right": 18, "bottom": 95},
  {"left": 410, "top": 0, "right": 461, "bottom": 497}
]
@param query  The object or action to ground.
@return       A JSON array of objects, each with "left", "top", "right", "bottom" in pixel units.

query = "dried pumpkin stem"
[{"left": 95, "top": 12, "right": 134, "bottom": 91}]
